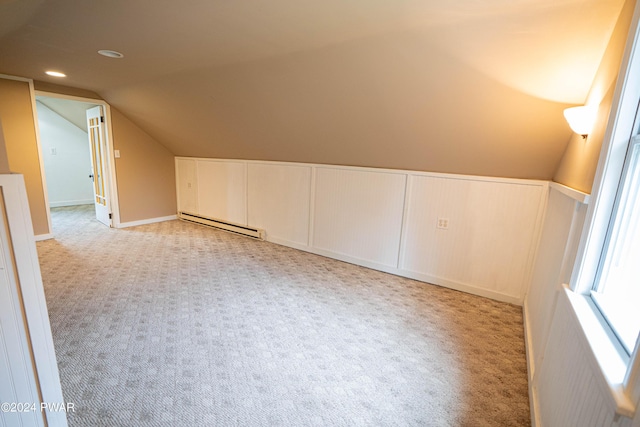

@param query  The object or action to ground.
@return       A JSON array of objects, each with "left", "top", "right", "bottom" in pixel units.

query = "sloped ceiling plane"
[{"left": 0, "top": 0, "right": 627, "bottom": 178}]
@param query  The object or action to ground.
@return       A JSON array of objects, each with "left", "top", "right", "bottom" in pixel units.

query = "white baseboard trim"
[
  {"left": 117, "top": 215, "right": 178, "bottom": 229},
  {"left": 263, "top": 235, "right": 311, "bottom": 251},
  {"left": 523, "top": 302, "right": 540, "bottom": 427},
  {"left": 304, "top": 246, "right": 400, "bottom": 277},
  {"left": 49, "top": 199, "right": 93, "bottom": 208},
  {"left": 397, "top": 268, "right": 523, "bottom": 305},
  {"left": 34, "top": 233, "right": 54, "bottom": 241}
]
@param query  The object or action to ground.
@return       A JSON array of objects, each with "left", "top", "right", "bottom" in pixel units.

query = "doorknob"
[{"left": 89, "top": 174, "right": 94, "bottom": 180}]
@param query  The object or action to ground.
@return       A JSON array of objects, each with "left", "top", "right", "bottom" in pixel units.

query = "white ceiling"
[{"left": 36, "top": 96, "right": 99, "bottom": 132}]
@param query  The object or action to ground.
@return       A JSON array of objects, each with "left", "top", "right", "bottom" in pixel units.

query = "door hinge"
[
  {"left": 100, "top": 116, "right": 105, "bottom": 123},
  {"left": 109, "top": 213, "right": 112, "bottom": 219}
]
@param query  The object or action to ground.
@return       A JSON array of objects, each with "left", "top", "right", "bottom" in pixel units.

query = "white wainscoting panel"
[
  {"left": 0, "top": 224, "right": 43, "bottom": 427},
  {"left": 175, "top": 157, "right": 548, "bottom": 303},
  {"left": 524, "top": 185, "right": 587, "bottom": 379},
  {"left": 0, "top": 175, "right": 67, "bottom": 427},
  {"left": 196, "top": 160, "right": 247, "bottom": 226},
  {"left": 311, "top": 167, "right": 407, "bottom": 268},
  {"left": 535, "top": 292, "right": 633, "bottom": 427},
  {"left": 248, "top": 163, "right": 311, "bottom": 247},
  {"left": 518, "top": 182, "right": 640, "bottom": 427},
  {"left": 175, "top": 158, "right": 198, "bottom": 214},
  {"left": 400, "top": 175, "right": 545, "bottom": 301}
]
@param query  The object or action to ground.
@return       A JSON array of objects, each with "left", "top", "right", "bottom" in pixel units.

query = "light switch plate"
[{"left": 114, "top": 150, "right": 121, "bottom": 158}]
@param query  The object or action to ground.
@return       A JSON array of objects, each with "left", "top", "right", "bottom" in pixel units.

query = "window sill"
[{"left": 564, "top": 286, "right": 636, "bottom": 418}]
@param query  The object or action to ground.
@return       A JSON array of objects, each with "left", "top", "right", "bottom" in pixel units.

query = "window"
[
  {"left": 592, "top": 133, "right": 640, "bottom": 355},
  {"left": 568, "top": 5, "right": 640, "bottom": 407}
]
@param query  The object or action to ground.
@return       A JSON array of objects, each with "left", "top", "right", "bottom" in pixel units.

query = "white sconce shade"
[{"left": 564, "top": 106, "right": 597, "bottom": 138}]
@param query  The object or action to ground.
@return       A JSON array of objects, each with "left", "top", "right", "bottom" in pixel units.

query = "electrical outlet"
[
  {"left": 187, "top": 182, "right": 192, "bottom": 189},
  {"left": 50, "top": 147, "right": 57, "bottom": 155},
  {"left": 437, "top": 218, "right": 449, "bottom": 229}
]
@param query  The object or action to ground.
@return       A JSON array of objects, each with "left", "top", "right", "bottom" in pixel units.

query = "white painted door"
[{"left": 86, "top": 106, "right": 111, "bottom": 227}]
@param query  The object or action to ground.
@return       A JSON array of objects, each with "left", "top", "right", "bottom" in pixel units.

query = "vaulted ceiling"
[{"left": 0, "top": 0, "right": 627, "bottom": 178}]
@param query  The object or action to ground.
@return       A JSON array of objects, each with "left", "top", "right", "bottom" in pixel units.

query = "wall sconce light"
[{"left": 564, "top": 106, "right": 596, "bottom": 139}]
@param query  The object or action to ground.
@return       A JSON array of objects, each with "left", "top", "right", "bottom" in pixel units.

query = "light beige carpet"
[{"left": 37, "top": 205, "right": 531, "bottom": 426}]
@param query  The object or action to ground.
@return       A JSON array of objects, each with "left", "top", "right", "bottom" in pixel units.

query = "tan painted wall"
[
  {"left": 0, "top": 78, "right": 49, "bottom": 236},
  {"left": 553, "top": 0, "right": 636, "bottom": 193},
  {"left": 0, "top": 118, "right": 11, "bottom": 174},
  {"left": 110, "top": 108, "right": 176, "bottom": 223},
  {"left": 1, "top": 76, "right": 176, "bottom": 230},
  {"left": 104, "top": 30, "right": 575, "bottom": 180},
  {"left": 33, "top": 81, "right": 102, "bottom": 100}
]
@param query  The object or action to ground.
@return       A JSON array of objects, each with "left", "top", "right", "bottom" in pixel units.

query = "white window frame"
[
  {"left": 571, "top": 1, "right": 640, "bottom": 410},
  {"left": 591, "top": 133, "right": 640, "bottom": 355}
]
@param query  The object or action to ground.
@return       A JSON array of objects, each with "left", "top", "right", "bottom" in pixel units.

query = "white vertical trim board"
[
  {"left": 28, "top": 80, "right": 55, "bottom": 237},
  {"left": 176, "top": 157, "right": 547, "bottom": 305},
  {"left": 0, "top": 174, "right": 68, "bottom": 427},
  {"left": 396, "top": 172, "right": 414, "bottom": 269},
  {"left": 175, "top": 158, "right": 198, "bottom": 214},
  {"left": 0, "top": 189, "right": 43, "bottom": 427},
  {"left": 308, "top": 166, "right": 317, "bottom": 248}
]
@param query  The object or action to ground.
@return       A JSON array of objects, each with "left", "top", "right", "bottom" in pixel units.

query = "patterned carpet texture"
[{"left": 37, "top": 205, "right": 531, "bottom": 426}]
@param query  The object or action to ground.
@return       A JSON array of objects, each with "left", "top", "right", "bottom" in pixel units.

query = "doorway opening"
[{"left": 34, "top": 93, "right": 119, "bottom": 231}]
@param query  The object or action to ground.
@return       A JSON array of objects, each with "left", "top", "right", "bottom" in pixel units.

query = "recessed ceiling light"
[
  {"left": 45, "top": 71, "right": 66, "bottom": 77},
  {"left": 98, "top": 49, "right": 124, "bottom": 58}
]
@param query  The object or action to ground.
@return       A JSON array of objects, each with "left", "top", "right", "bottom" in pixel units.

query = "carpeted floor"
[{"left": 37, "top": 205, "right": 531, "bottom": 426}]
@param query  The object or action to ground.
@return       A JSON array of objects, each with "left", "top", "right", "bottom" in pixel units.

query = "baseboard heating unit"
[{"left": 179, "top": 212, "right": 265, "bottom": 239}]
